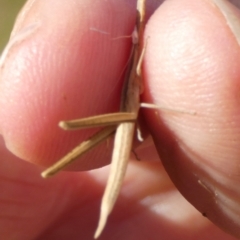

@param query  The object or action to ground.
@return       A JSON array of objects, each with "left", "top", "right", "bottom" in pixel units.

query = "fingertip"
[
  {"left": 143, "top": 0, "right": 240, "bottom": 238},
  {"left": 144, "top": 0, "right": 240, "bottom": 155},
  {"left": 0, "top": 0, "right": 136, "bottom": 169}
]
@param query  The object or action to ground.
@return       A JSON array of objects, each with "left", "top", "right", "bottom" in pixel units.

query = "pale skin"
[{"left": 1, "top": 0, "right": 240, "bottom": 239}]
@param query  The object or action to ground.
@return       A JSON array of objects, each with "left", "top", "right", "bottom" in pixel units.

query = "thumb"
[{"left": 143, "top": 0, "right": 240, "bottom": 238}]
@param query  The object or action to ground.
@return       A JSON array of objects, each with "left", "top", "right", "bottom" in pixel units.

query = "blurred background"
[{"left": 0, "top": 0, "right": 26, "bottom": 52}]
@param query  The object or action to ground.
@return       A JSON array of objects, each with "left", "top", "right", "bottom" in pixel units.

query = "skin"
[{"left": 0, "top": 0, "right": 240, "bottom": 239}]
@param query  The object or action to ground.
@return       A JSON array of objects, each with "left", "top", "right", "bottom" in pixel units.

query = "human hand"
[{"left": 0, "top": 0, "right": 239, "bottom": 239}]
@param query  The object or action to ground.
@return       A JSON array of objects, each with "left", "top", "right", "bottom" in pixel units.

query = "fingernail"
[
  {"left": 0, "top": 22, "right": 40, "bottom": 69},
  {"left": 210, "top": 0, "right": 240, "bottom": 45},
  {"left": 10, "top": 0, "right": 38, "bottom": 38},
  {"left": 0, "top": 0, "right": 39, "bottom": 69}
]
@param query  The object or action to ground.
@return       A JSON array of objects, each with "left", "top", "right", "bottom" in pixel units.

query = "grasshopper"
[{"left": 41, "top": 0, "right": 146, "bottom": 238}]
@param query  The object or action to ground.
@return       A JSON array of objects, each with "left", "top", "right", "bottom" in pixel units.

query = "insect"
[{"left": 41, "top": 0, "right": 146, "bottom": 238}]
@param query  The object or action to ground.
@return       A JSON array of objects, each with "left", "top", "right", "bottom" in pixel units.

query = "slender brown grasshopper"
[{"left": 41, "top": 0, "right": 147, "bottom": 238}]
